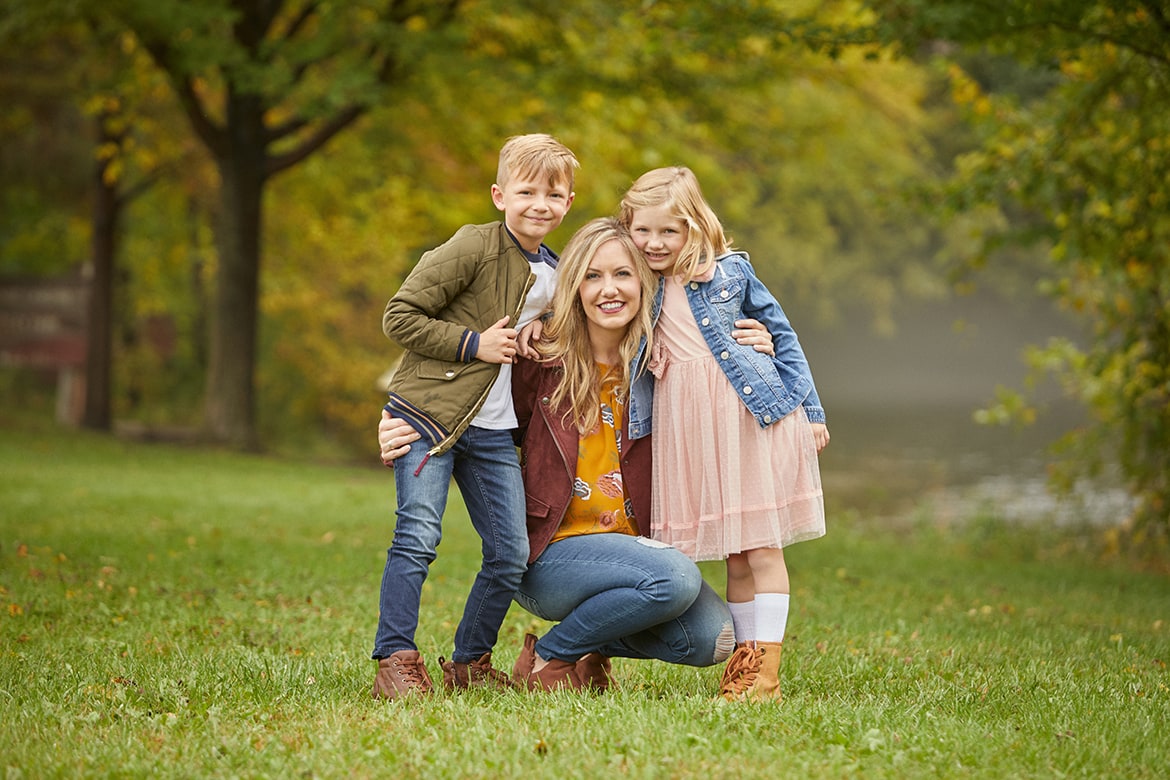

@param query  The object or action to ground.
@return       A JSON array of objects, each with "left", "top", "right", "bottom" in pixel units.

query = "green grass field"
[{"left": 1, "top": 422, "right": 1167, "bottom": 778}]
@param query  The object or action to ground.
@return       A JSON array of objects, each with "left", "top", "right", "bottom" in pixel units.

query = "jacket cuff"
[
  {"left": 803, "top": 405, "right": 826, "bottom": 425},
  {"left": 457, "top": 329, "right": 480, "bottom": 362}
]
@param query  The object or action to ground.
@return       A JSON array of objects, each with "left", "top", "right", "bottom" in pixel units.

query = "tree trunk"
[
  {"left": 82, "top": 114, "right": 119, "bottom": 431},
  {"left": 204, "top": 91, "right": 266, "bottom": 450}
]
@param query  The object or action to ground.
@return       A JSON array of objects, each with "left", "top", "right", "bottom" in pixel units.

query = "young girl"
[{"left": 619, "top": 166, "right": 830, "bottom": 702}]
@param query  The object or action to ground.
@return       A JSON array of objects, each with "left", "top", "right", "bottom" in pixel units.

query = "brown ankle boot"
[
  {"left": 575, "top": 653, "right": 614, "bottom": 692},
  {"left": 512, "top": 633, "right": 538, "bottom": 682},
  {"left": 721, "top": 641, "right": 782, "bottom": 702},
  {"left": 524, "top": 657, "right": 583, "bottom": 691},
  {"left": 372, "top": 649, "right": 434, "bottom": 700},
  {"left": 440, "top": 652, "right": 514, "bottom": 691},
  {"left": 513, "top": 633, "right": 583, "bottom": 691}
]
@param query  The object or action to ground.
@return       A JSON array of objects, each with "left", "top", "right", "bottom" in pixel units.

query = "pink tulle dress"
[{"left": 650, "top": 275, "right": 826, "bottom": 562}]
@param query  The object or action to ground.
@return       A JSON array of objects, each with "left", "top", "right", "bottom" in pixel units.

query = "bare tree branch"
[
  {"left": 139, "top": 40, "right": 228, "bottom": 158},
  {"left": 279, "top": 0, "right": 320, "bottom": 42},
  {"left": 265, "top": 104, "right": 366, "bottom": 176}
]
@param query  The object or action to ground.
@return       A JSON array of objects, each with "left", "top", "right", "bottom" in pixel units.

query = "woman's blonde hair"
[
  {"left": 618, "top": 166, "right": 732, "bottom": 282},
  {"left": 541, "top": 217, "right": 657, "bottom": 434}
]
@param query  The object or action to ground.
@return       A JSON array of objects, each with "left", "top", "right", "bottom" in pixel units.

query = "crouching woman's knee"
[
  {"left": 642, "top": 539, "right": 703, "bottom": 610},
  {"left": 675, "top": 581, "right": 736, "bottom": 667}
]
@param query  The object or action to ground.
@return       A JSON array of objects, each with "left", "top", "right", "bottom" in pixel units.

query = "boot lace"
[
  {"left": 719, "top": 644, "right": 763, "bottom": 698},
  {"left": 392, "top": 655, "right": 432, "bottom": 690},
  {"left": 470, "top": 655, "right": 514, "bottom": 688}
]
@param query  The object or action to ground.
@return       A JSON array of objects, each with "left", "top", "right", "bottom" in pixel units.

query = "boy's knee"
[{"left": 492, "top": 552, "right": 528, "bottom": 586}]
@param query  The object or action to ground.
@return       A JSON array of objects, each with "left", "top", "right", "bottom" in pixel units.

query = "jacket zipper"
[{"left": 428, "top": 269, "right": 536, "bottom": 456}]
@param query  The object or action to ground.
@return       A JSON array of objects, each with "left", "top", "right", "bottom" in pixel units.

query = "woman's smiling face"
[{"left": 579, "top": 239, "right": 643, "bottom": 340}]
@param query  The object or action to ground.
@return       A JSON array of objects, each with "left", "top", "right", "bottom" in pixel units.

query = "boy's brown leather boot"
[
  {"left": 440, "top": 652, "right": 514, "bottom": 691},
  {"left": 371, "top": 649, "right": 434, "bottom": 700}
]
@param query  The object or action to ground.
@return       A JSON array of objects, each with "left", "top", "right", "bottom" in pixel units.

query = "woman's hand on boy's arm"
[
  {"left": 517, "top": 317, "right": 546, "bottom": 359},
  {"left": 379, "top": 410, "right": 420, "bottom": 466},
  {"left": 733, "top": 318, "right": 774, "bottom": 356}
]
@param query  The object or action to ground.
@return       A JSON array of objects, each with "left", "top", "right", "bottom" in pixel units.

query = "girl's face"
[
  {"left": 579, "top": 240, "right": 642, "bottom": 341},
  {"left": 627, "top": 203, "right": 687, "bottom": 275}
]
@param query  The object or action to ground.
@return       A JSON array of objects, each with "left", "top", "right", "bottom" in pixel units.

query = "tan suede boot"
[
  {"left": 718, "top": 642, "right": 761, "bottom": 701},
  {"left": 722, "top": 641, "right": 782, "bottom": 702}
]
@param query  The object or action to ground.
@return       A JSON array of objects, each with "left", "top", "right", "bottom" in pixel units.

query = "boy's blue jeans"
[
  {"left": 372, "top": 426, "right": 528, "bottom": 664},
  {"left": 514, "top": 533, "right": 734, "bottom": 666}
]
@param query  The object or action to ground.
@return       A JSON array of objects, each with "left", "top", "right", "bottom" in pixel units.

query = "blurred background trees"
[
  {"left": 867, "top": 0, "right": 1170, "bottom": 549},
  {"left": 1, "top": 0, "right": 1165, "bottom": 551}
]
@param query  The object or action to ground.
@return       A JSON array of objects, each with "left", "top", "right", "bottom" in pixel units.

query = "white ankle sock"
[
  {"left": 727, "top": 600, "right": 756, "bottom": 643},
  {"left": 754, "top": 593, "right": 790, "bottom": 643}
]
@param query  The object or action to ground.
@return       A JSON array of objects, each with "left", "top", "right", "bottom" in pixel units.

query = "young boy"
[{"left": 371, "top": 134, "right": 578, "bottom": 699}]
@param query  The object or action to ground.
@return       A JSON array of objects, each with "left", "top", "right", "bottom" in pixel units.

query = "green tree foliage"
[
  {"left": 869, "top": 0, "right": 1170, "bottom": 550},
  {"left": 3, "top": 0, "right": 946, "bottom": 456},
  {"left": 254, "top": 0, "right": 943, "bottom": 450},
  {"left": 0, "top": 1, "right": 203, "bottom": 429},
  {"left": 93, "top": 0, "right": 467, "bottom": 449},
  {"left": 0, "top": 11, "right": 91, "bottom": 276}
]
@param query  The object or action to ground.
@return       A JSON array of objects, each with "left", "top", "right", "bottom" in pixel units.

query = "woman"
[
  {"left": 508, "top": 217, "right": 737, "bottom": 690},
  {"left": 379, "top": 218, "right": 772, "bottom": 691}
]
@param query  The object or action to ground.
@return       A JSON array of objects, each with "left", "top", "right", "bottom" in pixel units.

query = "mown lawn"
[{"left": 1, "top": 422, "right": 1166, "bottom": 778}]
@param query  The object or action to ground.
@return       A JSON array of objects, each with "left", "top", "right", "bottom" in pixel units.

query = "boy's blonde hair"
[
  {"left": 541, "top": 218, "right": 657, "bottom": 434},
  {"left": 497, "top": 133, "right": 579, "bottom": 191},
  {"left": 618, "top": 166, "right": 732, "bottom": 282}
]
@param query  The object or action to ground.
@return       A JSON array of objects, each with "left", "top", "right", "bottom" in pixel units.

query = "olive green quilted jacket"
[{"left": 382, "top": 221, "right": 537, "bottom": 455}]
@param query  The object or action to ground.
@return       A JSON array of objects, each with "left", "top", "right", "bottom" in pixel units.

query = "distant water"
[
  {"left": 816, "top": 401, "right": 1131, "bottom": 527},
  {"left": 795, "top": 291, "right": 1131, "bottom": 527}
]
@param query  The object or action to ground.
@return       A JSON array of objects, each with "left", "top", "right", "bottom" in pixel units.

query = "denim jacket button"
[
  {"left": 689, "top": 282, "right": 699, "bottom": 290},
  {"left": 721, "top": 289, "right": 729, "bottom": 298},
  {"left": 720, "top": 350, "right": 730, "bottom": 360},
  {"left": 701, "top": 317, "right": 710, "bottom": 326},
  {"left": 743, "top": 385, "right": 753, "bottom": 395},
  {"left": 763, "top": 414, "right": 772, "bottom": 423}
]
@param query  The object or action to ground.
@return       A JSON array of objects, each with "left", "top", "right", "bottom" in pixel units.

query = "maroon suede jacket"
[{"left": 512, "top": 356, "right": 653, "bottom": 565}]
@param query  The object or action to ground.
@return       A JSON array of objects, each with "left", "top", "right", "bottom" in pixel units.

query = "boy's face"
[{"left": 491, "top": 174, "right": 574, "bottom": 252}]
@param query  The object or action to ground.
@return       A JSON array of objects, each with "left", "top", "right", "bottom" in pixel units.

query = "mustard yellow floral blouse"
[{"left": 550, "top": 367, "right": 638, "bottom": 544}]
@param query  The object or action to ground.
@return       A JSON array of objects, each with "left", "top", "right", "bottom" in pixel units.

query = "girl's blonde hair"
[
  {"left": 541, "top": 217, "right": 657, "bottom": 434},
  {"left": 618, "top": 166, "right": 732, "bottom": 282}
]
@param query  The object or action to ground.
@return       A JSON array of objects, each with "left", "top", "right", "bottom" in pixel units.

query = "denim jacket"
[
  {"left": 626, "top": 282, "right": 663, "bottom": 442},
  {"left": 628, "top": 252, "right": 824, "bottom": 440}
]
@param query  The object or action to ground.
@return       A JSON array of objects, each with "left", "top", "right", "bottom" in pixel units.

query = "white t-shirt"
[{"left": 472, "top": 256, "right": 557, "bottom": 430}]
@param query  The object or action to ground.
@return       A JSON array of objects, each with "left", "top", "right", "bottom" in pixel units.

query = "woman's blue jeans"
[
  {"left": 372, "top": 426, "right": 528, "bottom": 664},
  {"left": 514, "top": 533, "right": 734, "bottom": 666}
]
